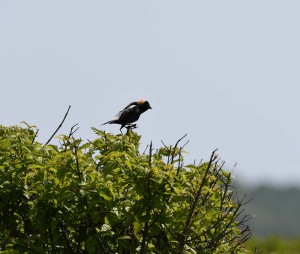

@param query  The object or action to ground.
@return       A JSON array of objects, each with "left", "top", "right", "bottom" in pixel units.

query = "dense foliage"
[{"left": 0, "top": 123, "right": 251, "bottom": 253}]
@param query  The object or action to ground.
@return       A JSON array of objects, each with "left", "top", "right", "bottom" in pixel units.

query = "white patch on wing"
[{"left": 115, "top": 105, "right": 137, "bottom": 118}]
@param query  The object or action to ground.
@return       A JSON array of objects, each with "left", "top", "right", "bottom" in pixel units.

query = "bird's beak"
[{"left": 150, "top": 106, "right": 152, "bottom": 109}]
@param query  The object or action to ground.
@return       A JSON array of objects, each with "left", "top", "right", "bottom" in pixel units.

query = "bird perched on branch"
[{"left": 102, "top": 100, "right": 152, "bottom": 131}]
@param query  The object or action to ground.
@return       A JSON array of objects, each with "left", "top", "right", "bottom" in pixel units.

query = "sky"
[{"left": 1, "top": 1, "right": 300, "bottom": 187}]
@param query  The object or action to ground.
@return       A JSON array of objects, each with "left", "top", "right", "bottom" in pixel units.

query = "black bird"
[{"left": 102, "top": 100, "right": 152, "bottom": 131}]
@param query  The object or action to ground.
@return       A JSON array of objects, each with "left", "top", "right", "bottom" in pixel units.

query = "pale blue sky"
[{"left": 1, "top": 1, "right": 300, "bottom": 186}]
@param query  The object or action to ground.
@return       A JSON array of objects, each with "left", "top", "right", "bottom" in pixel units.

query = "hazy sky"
[{"left": 1, "top": 1, "right": 300, "bottom": 186}]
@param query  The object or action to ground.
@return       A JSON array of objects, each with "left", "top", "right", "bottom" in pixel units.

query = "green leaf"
[
  {"left": 100, "top": 191, "right": 112, "bottom": 201},
  {"left": 133, "top": 221, "right": 142, "bottom": 239},
  {"left": 86, "top": 236, "right": 97, "bottom": 254},
  {"left": 0, "top": 139, "right": 11, "bottom": 149}
]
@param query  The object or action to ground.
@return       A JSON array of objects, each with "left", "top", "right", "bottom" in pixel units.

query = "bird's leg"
[
  {"left": 119, "top": 126, "right": 124, "bottom": 134},
  {"left": 125, "top": 124, "right": 137, "bottom": 130},
  {"left": 125, "top": 124, "right": 137, "bottom": 135}
]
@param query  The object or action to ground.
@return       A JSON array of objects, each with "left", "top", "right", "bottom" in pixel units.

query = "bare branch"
[
  {"left": 68, "top": 123, "right": 79, "bottom": 138},
  {"left": 161, "top": 140, "right": 172, "bottom": 164},
  {"left": 148, "top": 141, "right": 153, "bottom": 167},
  {"left": 45, "top": 105, "right": 71, "bottom": 146},
  {"left": 181, "top": 139, "right": 190, "bottom": 150},
  {"left": 142, "top": 144, "right": 149, "bottom": 155},
  {"left": 160, "top": 140, "right": 169, "bottom": 149},
  {"left": 31, "top": 128, "right": 39, "bottom": 144},
  {"left": 174, "top": 134, "right": 188, "bottom": 150},
  {"left": 176, "top": 147, "right": 183, "bottom": 176},
  {"left": 171, "top": 134, "right": 187, "bottom": 164}
]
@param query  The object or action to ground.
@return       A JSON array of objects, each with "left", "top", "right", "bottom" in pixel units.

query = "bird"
[{"left": 102, "top": 100, "right": 152, "bottom": 131}]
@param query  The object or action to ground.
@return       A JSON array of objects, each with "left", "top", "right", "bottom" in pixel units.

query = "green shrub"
[{"left": 0, "top": 123, "right": 251, "bottom": 253}]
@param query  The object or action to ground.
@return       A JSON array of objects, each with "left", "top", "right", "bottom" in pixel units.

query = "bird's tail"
[{"left": 101, "top": 119, "right": 118, "bottom": 126}]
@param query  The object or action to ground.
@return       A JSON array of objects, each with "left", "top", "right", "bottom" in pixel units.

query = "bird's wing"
[
  {"left": 115, "top": 102, "right": 138, "bottom": 117},
  {"left": 117, "top": 105, "right": 140, "bottom": 123}
]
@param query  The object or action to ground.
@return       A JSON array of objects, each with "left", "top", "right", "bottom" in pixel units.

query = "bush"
[{"left": 0, "top": 123, "right": 251, "bottom": 253}]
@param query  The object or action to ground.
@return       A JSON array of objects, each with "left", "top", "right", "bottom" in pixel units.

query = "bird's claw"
[{"left": 125, "top": 124, "right": 137, "bottom": 130}]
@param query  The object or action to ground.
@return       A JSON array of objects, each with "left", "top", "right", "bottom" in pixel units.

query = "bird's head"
[{"left": 138, "top": 100, "right": 152, "bottom": 110}]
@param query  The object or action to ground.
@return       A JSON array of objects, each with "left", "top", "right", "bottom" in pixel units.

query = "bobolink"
[{"left": 102, "top": 100, "right": 152, "bottom": 131}]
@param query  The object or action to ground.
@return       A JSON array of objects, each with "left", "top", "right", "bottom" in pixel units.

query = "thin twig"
[
  {"left": 148, "top": 141, "right": 152, "bottom": 167},
  {"left": 174, "top": 134, "right": 188, "bottom": 150},
  {"left": 181, "top": 139, "right": 190, "bottom": 150},
  {"left": 143, "top": 144, "right": 149, "bottom": 155},
  {"left": 45, "top": 105, "right": 71, "bottom": 146},
  {"left": 161, "top": 140, "right": 172, "bottom": 164},
  {"left": 171, "top": 134, "right": 187, "bottom": 164},
  {"left": 73, "top": 144, "right": 82, "bottom": 181},
  {"left": 68, "top": 123, "right": 79, "bottom": 138},
  {"left": 31, "top": 128, "right": 39, "bottom": 144},
  {"left": 176, "top": 147, "right": 183, "bottom": 176},
  {"left": 160, "top": 140, "right": 169, "bottom": 149}
]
